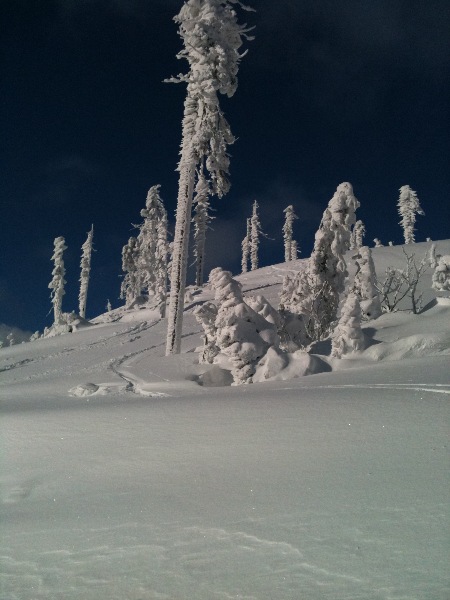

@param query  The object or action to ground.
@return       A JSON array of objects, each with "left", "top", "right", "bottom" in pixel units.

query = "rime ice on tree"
[
  {"left": 79, "top": 225, "right": 94, "bottom": 319},
  {"left": 281, "top": 182, "right": 360, "bottom": 343},
  {"left": 283, "top": 205, "right": 298, "bottom": 262},
  {"left": 120, "top": 237, "right": 140, "bottom": 308},
  {"left": 432, "top": 255, "right": 450, "bottom": 293},
  {"left": 398, "top": 185, "right": 424, "bottom": 244},
  {"left": 192, "top": 171, "right": 213, "bottom": 288},
  {"left": 241, "top": 218, "right": 251, "bottom": 274},
  {"left": 350, "top": 220, "right": 365, "bottom": 250},
  {"left": 165, "top": 0, "right": 253, "bottom": 355},
  {"left": 352, "top": 246, "right": 382, "bottom": 319},
  {"left": 49, "top": 236, "right": 67, "bottom": 325},
  {"left": 331, "top": 293, "right": 365, "bottom": 358}
]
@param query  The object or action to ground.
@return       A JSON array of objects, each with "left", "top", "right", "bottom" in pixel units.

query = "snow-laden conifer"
[
  {"left": 373, "top": 238, "right": 383, "bottom": 247},
  {"left": 78, "top": 225, "right": 94, "bottom": 319},
  {"left": 241, "top": 218, "right": 251, "bottom": 274},
  {"left": 432, "top": 255, "right": 450, "bottom": 292},
  {"left": 49, "top": 236, "right": 67, "bottom": 325},
  {"left": 194, "top": 301, "right": 219, "bottom": 363},
  {"left": 331, "top": 293, "right": 365, "bottom": 358},
  {"left": 106, "top": 299, "right": 112, "bottom": 312},
  {"left": 283, "top": 205, "right": 298, "bottom": 262},
  {"left": 192, "top": 170, "right": 212, "bottom": 287},
  {"left": 350, "top": 220, "right": 365, "bottom": 250},
  {"left": 166, "top": 0, "right": 253, "bottom": 355},
  {"left": 428, "top": 243, "right": 438, "bottom": 269},
  {"left": 250, "top": 200, "right": 263, "bottom": 271},
  {"left": 209, "top": 267, "right": 279, "bottom": 384},
  {"left": 136, "top": 185, "right": 168, "bottom": 315},
  {"left": 398, "top": 185, "right": 425, "bottom": 244},
  {"left": 352, "top": 246, "right": 382, "bottom": 319},
  {"left": 284, "top": 182, "right": 360, "bottom": 342},
  {"left": 120, "top": 237, "right": 140, "bottom": 308},
  {"left": 290, "top": 239, "right": 299, "bottom": 261}
]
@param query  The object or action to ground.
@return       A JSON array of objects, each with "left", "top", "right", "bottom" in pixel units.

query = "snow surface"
[{"left": 1, "top": 241, "right": 449, "bottom": 600}]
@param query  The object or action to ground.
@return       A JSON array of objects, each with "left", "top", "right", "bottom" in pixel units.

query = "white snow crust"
[{"left": 1, "top": 240, "right": 449, "bottom": 600}]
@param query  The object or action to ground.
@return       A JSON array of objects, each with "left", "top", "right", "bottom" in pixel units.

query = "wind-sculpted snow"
[{"left": 0, "top": 241, "right": 449, "bottom": 599}]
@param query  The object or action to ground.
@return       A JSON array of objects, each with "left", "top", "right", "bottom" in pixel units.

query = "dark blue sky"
[{"left": 1, "top": 0, "right": 449, "bottom": 333}]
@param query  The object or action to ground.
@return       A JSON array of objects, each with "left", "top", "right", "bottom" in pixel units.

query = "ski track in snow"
[{"left": 275, "top": 383, "right": 450, "bottom": 395}]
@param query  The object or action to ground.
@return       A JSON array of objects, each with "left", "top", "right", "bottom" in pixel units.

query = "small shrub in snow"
[
  {"left": 331, "top": 293, "right": 365, "bottom": 358},
  {"left": 432, "top": 255, "right": 450, "bottom": 293}
]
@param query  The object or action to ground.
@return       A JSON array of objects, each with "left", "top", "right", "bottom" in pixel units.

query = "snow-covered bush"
[
  {"left": 331, "top": 293, "right": 365, "bottom": 358},
  {"left": 432, "top": 255, "right": 450, "bottom": 293},
  {"left": 398, "top": 185, "right": 425, "bottom": 244},
  {"left": 209, "top": 268, "right": 280, "bottom": 384},
  {"left": 79, "top": 225, "right": 94, "bottom": 319},
  {"left": 49, "top": 236, "right": 67, "bottom": 325},
  {"left": 352, "top": 246, "right": 381, "bottom": 320},
  {"left": 376, "top": 248, "right": 429, "bottom": 314},
  {"left": 373, "top": 238, "right": 383, "bottom": 247}
]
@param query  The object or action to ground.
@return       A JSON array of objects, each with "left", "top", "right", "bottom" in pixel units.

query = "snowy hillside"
[{"left": 1, "top": 241, "right": 449, "bottom": 600}]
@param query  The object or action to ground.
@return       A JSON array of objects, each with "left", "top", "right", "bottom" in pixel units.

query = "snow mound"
[
  {"left": 68, "top": 383, "right": 100, "bottom": 397},
  {"left": 364, "top": 332, "right": 450, "bottom": 361}
]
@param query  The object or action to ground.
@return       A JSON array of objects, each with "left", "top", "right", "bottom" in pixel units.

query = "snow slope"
[{"left": 1, "top": 241, "right": 449, "bottom": 600}]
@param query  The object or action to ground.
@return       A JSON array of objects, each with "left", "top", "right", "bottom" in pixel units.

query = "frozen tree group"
[
  {"left": 283, "top": 205, "right": 298, "bottom": 262},
  {"left": 49, "top": 236, "right": 67, "bottom": 325},
  {"left": 165, "top": 0, "right": 253, "bottom": 355},
  {"left": 281, "top": 182, "right": 360, "bottom": 344},
  {"left": 398, "top": 185, "right": 425, "bottom": 244},
  {"left": 79, "top": 225, "right": 94, "bottom": 319}
]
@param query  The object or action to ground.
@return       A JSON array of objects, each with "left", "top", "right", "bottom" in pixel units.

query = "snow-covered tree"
[
  {"left": 428, "top": 243, "right": 438, "bottom": 269},
  {"left": 209, "top": 267, "right": 279, "bottom": 384},
  {"left": 165, "top": 0, "right": 253, "bottom": 355},
  {"left": 192, "top": 171, "right": 213, "bottom": 287},
  {"left": 352, "top": 246, "right": 381, "bottom": 320},
  {"left": 350, "top": 219, "right": 365, "bottom": 250},
  {"left": 331, "top": 293, "right": 365, "bottom": 358},
  {"left": 432, "top": 255, "right": 450, "bottom": 292},
  {"left": 136, "top": 185, "right": 168, "bottom": 315},
  {"left": 49, "top": 236, "right": 67, "bottom": 325},
  {"left": 6, "top": 332, "right": 15, "bottom": 347},
  {"left": 241, "top": 217, "right": 251, "bottom": 274},
  {"left": 290, "top": 239, "right": 299, "bottom": 261},
  {"left": 78, "top": 225, "right": 94, "bottom": 319},
  {"left": 194, "top": 301, "right": 219, "bottom": 363},
  {"left": 398, "top": 185, "right": 425, "bottom": 244},
  {"left": 120, "top": 237, "right": 140, "bottom": 308},
  {"left": 373, "top": 238, "right": 383, "bottom": 247},
  {"left": 282, "top": 182, "right": 360, "bottom": 342},
  {"left": 106, "top": 299, "right": 112, "bottom": 312},
  {"left": 283, "top": 205, "right": 298, "bottom": 262},
  {"left": 250, "top": 200, "right": 264, "bottom": 271}
]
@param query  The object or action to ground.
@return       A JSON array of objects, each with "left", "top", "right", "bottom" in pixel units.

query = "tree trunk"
[{"left": 166, "top": 152, "right": 197, "bottom": 355}]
